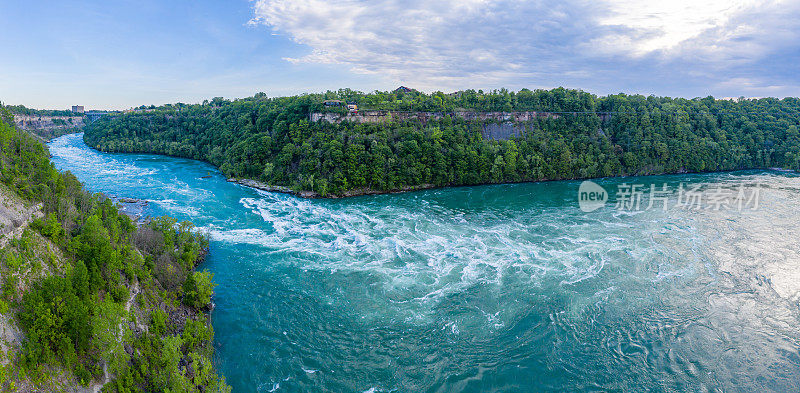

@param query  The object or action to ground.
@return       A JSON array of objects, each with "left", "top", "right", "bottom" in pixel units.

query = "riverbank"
[
  {"left": 79, "top": 130, "right": 798, "bottom": 200},
  {"left": 227, "top": 177, "right": 437, "bottom": 198},
  {"left": 226, "top": 167, "right": 796, "bottom": 199}
]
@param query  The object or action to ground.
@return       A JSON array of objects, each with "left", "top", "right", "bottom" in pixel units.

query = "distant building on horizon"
[
  {"left": 71, "top": 105, "right": 84, "bottom": 114},
  {"left": 394, "top": 86, "right": 416, "bottom": 94}
]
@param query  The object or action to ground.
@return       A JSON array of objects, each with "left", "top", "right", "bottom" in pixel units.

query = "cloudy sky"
[{"left": 1, "top": 0, "right": 799, "bottom": 109}]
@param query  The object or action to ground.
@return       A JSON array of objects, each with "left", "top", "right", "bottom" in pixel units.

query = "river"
[{"left": 48, "top": 133, "right": 800, "bottom": 392}]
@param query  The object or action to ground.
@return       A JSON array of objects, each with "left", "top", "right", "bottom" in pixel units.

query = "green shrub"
[
  {"left": 150, "top": 308, "right": 167, "bottom": 336},
  {"left": 182, "top": 270, "right": 215, "bottom": 310}
]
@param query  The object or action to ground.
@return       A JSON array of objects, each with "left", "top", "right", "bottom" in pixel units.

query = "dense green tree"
[
  {"left": 84, "top": 89, "right": 800, "bottom": 197},
  {"left": 182, "top": 270, "right": 215, "bottom": 310},
  {"left": 0, "top": 105, "right": 228, "bottom": 392}
]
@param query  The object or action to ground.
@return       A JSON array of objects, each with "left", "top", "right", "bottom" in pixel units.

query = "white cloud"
[
  {"left": 250, "top": 0, "right": 800, "bottom": 95},
  {"left": 594, "top": 0, "right": 800, "bottom": 64},
  {"left": 596, "top": 0, "right": 755, "bottom": 56},
  {"left": 250, "top": 0, "right": 591, "bottom": 89},
  {"left": 715, "top": 77, "right": 797, "bottom": 96}
]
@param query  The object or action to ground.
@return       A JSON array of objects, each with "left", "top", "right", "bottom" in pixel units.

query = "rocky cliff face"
[
  {"left": 311, "top": 110, "right": 561, "bottom": 124},
  {"left": 0, "top": 185, "right": 43, "bottom": 248},
  {"left": 310, "top": 110, "right": 562, "bottom": 140},
  {"left": 14, "top": 114, "right": 84, "bottom": 139}
]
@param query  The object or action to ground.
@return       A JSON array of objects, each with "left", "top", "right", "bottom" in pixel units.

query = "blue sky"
[{"left": 2, "top": 0, "right": 799, "bottom": 110}]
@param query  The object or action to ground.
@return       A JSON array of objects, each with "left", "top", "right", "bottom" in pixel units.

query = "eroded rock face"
[
  {"left": 14, "top": 114, "right": 85, "bottom": 133},
  {"left": 0, "top": 314, "right": 23, "bottom": 365},
  {"left": 482, "top": 122, "right": 526, "bottom": 140},
  {"left": 0, "top": 187, "right": 43, "bottom": 247},
  {"left": 310, "top": 110, "right": 563, "bottom": 140}
]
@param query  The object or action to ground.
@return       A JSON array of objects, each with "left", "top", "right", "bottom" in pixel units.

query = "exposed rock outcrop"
[
  {"left": 13, "top": 114, "right": 84, "bottom": 140},
  {"left": 228, "top": 178, "right": 436, "bottom": 198},
  {"left": 310, "top": 110, "right": 563, "bottom": 140},
  {"left": 0, "top": 186, "right": 43, "bottom": 248}
]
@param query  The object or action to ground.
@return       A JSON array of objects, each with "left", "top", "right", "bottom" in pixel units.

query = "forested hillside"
[
  {"left": 0, "top": 106, "right": 229, "bottom": 391},
  {"left": 85, "top": 88, "right": 800, "bottom": 197},
  {"left": 5, "top": 105, "right": 75, "bottom": 117}
]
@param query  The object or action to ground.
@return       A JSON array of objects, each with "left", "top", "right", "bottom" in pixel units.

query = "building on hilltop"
[
  {"left": 71, "top": 105, "right": 85, "bottom": 114},
  {"left": 323, "top": 100, "right": 345, "bottom": 106},
  {"left": 393, "top": 86, "right": 415, "bottom": 94}
]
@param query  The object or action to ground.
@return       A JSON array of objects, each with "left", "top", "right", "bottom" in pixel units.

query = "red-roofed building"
[{"left": 393, "top": 86, "right": 416, "bottom": 94}]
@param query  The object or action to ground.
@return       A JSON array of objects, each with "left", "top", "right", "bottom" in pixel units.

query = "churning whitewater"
[{"left": 49, "top": 133, "right": 800, "bottom": 392}]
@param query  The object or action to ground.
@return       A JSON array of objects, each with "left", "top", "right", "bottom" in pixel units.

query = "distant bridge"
[{"left": 84, "top": 111, "right": 109, "bottom": 123}]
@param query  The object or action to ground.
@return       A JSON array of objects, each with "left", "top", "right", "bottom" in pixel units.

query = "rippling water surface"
[{"left": 49, "top": 133, "right": 800, "bottom": 392}]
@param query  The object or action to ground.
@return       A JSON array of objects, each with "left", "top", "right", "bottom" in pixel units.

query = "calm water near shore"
[{"left": 49, "top": 133, "right": 800, "bottom": 392}]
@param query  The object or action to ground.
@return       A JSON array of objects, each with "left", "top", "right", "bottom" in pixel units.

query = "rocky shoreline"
[{"left": 227, "top": 178, "right": 437, "bottom": 198}]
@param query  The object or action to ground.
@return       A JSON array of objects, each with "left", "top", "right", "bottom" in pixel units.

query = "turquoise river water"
[{"left": 48, "top": 133, "right": 800, "bottom": 392}]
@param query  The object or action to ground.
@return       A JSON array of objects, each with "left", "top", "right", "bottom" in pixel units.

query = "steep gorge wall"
[
  {"left": 14, "top": 114, "right": 85, "bottom": 138},
  {"left": 311, "top": 110, "right": 562, "bottom": 124},
  {"left": 311, "top": 110, "right": 584, "bottom": 140}
]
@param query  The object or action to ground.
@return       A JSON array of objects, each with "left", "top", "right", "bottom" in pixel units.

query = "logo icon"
[{"left": 578, "top": 180, "right": 607, "bottom": 212}]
